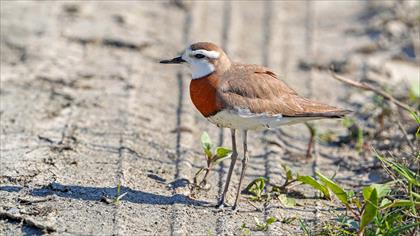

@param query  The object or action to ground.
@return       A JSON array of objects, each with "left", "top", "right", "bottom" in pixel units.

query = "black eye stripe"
[{"left": 194, "top": 54, "right": 205, "bottom": 59}]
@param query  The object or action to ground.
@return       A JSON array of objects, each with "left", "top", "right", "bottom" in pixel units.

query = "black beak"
[{"left": 160, "top": 56, "right": 186, "bottom": 64}]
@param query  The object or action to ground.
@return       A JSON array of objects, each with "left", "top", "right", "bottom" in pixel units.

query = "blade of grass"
[
  {"left": 375, "top": 151, "right": 419, "bottom": 187},
  {"left": 388, "top": 222, "right": 420, "bottom": 236}
]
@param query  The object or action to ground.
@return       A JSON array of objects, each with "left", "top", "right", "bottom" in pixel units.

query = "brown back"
[{"left": 218, "top": 64, "right": 350, "bottom": 118}]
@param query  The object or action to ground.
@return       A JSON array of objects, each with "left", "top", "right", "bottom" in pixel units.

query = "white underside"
[{"left": 207, "top": 109, "right": 323, "bottom": 131}]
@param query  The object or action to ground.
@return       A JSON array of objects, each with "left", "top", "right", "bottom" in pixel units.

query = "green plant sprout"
[
  {"left": 319, "top": 216, "right": 358, "bottom": 236},
  {"left": 408, "top": 80, "right": 420, "bottom": 104},
  {"left": 245, "top": 166, "right": 297, "bottom": 206},
  {"left": 240, "top": 217, "right": 277, "bottom": 234},
  {"left": 276, "top": 164, "right": 331, "bottom": 200},
  {"left": 409, "top": 110, "right": 420, "bottom": 138},
  {"left": 317, "top": 167, "right": 418, "bottom": 235},
  {"left": 318, "top": 130, "right": 338, "bottom": 143},
  {"left": 245, "top": 165, "right": 326, "bottom": 205},
  {"left": 299, "top": 219, "right": 312, "bottom": 236},
  {"left": 247, "top": 159, "right": 419, "bottom": 235},
  {"left": 254, "top": 216, "right": 277, "bottom": 231},
  {"left": 240, "top": 223, "right": 251, "bottom": 236},
  {"left": 101, "top": 180, "right": 127, "bottom": 205},
  {"left": 113, "top": 180, "right": 127, "bottom": 205},
  {"left": 191, "top": 132, "right": 232, "bottom": 192},
  {"left": 245, "top": 177, "right": 268, "bottom": 202},
  {"left": 341, "top": 117, "right": 365, "bottom": 153}
]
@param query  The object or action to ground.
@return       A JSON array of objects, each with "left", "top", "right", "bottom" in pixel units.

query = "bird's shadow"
[{"left": 0, "top": 182, "right": 208, "bottom": 206}]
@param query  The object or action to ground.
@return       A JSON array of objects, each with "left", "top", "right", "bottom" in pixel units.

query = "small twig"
[
  {"left": 18, "top": 196, "right": 55, "bottom": 204},
  {"left": 272, "top": 179, "right": 298, "bottom": 192},
  {"left": 329, "top": 71, "right": 415, "bottom": 113},
  {"left": 346, "top": 205, "right": 361, "bottom": 221},
  {"left": 247, "top": 200, "right": 263, "bottom": 212},
  {"left": 396, "top": 119, "right": 416, "bottom": 153},
  {"left": 283, "top": 179, "right": 297, "bottom": 189},
  {"left": 0, "top": 210, "right": 56, "bottom": 232},
  {"left": 198, "top": 168, "right": 211, "bottom": 187},
  {"left": 37, "top": 135, "right": 55, "bottom": 144}
]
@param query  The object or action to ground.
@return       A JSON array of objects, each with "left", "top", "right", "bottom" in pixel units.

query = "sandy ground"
[{"left": 1, "top": 1, "right": 418, "bottom": 235}]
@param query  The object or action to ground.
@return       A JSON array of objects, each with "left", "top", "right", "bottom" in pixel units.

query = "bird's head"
[{"left": 160, "top": 42, "right": 231, "bottom": 79}]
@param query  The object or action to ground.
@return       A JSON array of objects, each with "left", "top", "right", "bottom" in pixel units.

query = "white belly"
[{"left": 207, "top": 109, "right": 320, "bottom": 131}]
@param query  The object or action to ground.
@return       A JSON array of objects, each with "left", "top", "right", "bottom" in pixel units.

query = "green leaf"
[
  {"left": 240, "top": 223, "right": 251, "bottom": 236},
  {"left": 337, "top": 216, "right": 359, "bottom": 230},
  {"left": 353, "top": 197, "right": 362, "bottom": 210},
  {"left": 371, "top": 183, "right": 391, "bottom": 199},
  {"left": 254, "top": 217, "right": 260, "bottom": 225},
  {"left": 201, "top": 132, "right": 212, "bottom": 158},
  {"left": 246, "top": 177, "right": 267, "bottom": 200},
  {"left": 380, "top": 199, "right": 420, "bottom": 210},
  {"left": 316, "top": 171, "right": 348, "bottom": 204},
  {"left": 409, "top": 80, "right": 420, "bottom": 101},
  {"left": 360, "top": 188, "right": 378, "bottom": 231},
  {"left": 379, "top": 198, "right": 391, "bottom": 208},
  {"left": 409, "top": 110, "right": 420, "bottom": 138},
  {"left": 278, "top": 194, "right": 296, "bottom": 207},
  {"left": 250, "top": 196, "right": 259, "bottom": 201},
  {"left": 215, "top": 147, "right": 232, "bottom": 158},
  {"left": 297, "top": 175, "right": 330, "bottom": 199},
  {"left": 259, "top": 178, "right": 265, "bottom": 190},
  {"left": 212, "top": 147, "right": 232, "bottom": 163},
  {"left": 362, "top": 186, "right": 374, "bottom": 201},
  {"left": 266, "top": 217, "right": 277, "bottom": 225},
  {"left": 347, "top": 190, "right": 355, "bottom": 198},
  {"left": 282, "top": 164, "right": 293, "bottom": 182},
  {"left": 347, "top": 190, "right": 362, "bottom": 209},
  {"left": 341, "top": 117, "right": 354, "bottom": 128},
  {"left": 254, "top": 217, "right": 268, "bottom": 231}
]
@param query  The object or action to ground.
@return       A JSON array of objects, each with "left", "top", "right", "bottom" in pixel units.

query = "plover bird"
[{"left": 160, "top": 42, "right": 350, "bottom": 210}]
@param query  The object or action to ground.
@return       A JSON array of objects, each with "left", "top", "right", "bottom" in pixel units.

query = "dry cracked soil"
[{"left": 1, "top": 1, "right": 419, "bottom": 235}]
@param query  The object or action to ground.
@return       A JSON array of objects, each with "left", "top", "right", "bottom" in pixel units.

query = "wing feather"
[{"left": 218, "top": 64, "right": 350, "bottom": 118}]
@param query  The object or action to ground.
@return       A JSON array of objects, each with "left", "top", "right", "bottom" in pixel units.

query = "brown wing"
[{"left": 218, "top": 64, "right": 350, "bottom": 118}]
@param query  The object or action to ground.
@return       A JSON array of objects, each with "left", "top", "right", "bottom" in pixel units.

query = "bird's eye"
[{"left": 194, "top": 54, "right": 205, "bottom": 59}]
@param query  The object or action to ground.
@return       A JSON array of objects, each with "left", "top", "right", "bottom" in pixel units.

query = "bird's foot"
[
  {"left": 216, "top": 202, "right": 228, "bottom": 209},
  {"left": 231, "top": 204, "right": 239, "bottom": 213},
  {"left": 214, "top": 199, "right": 229, "bottom": 212}
]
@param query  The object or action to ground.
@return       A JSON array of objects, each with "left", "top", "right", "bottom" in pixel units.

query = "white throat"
[
  {"left": 190, "top": 61, "right": 215, "bottom": 79},
  {"left": 182, "top": 48, "right": 219, "bottom": 79}
]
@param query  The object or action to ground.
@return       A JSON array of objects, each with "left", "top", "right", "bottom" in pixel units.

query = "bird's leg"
[
  {"left": 233, "top": 130, "right": 248, "bottom": 210},
  {"left": 216, "top": 129, "right": 238, "bottom": 208}
]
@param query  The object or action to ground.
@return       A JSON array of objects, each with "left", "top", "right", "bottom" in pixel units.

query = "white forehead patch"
[{"left": 191, "top": 49, "right": 220, "bottom": 59}]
